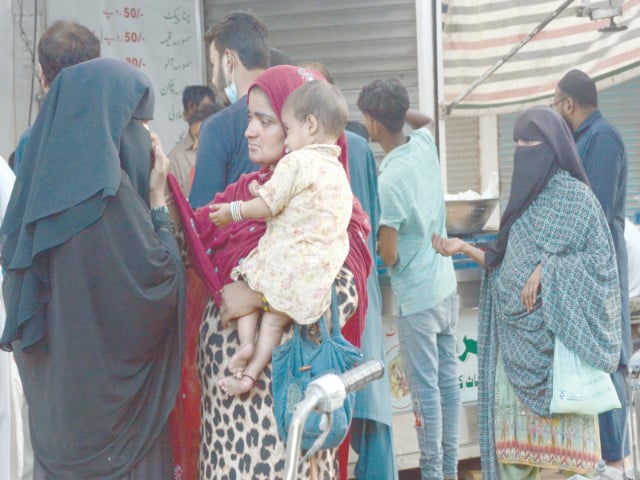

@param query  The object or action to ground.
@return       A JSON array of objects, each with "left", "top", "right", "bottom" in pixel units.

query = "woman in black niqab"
[
  {"left": 483, "top": 106, "right": 590, "bottom": 268},
  {"left": 0, "top": 58, "right": 184, "bottom": 479},
  {"left": 433, "top": 107, "right": 620, "bottom": 480}
]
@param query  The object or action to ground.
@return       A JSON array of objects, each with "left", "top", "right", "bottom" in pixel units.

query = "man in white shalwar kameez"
[{"left": 0, "top": 155, "right": 33, "bottom": 480}]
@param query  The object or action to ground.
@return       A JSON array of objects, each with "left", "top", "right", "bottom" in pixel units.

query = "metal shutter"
[
  {"left": 203, "top": 0, "right": 478, "bottom": 194},
  {"left": 445, "top": 116, "right": 480, "bottom": 194},
  {"left": 203, "top": 0, "right": 418, "bottom": 125},
  {"left": 599, "top": 77, "right": 640, "bottom": 221}
]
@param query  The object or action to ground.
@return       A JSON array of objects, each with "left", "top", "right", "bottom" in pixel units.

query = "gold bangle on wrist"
[{"left": 260, "top": 295, "right": 270, "bottom": 312}]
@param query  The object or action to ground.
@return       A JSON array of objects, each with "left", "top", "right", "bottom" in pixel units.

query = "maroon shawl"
[{"left": 170, "top": 65, "right": 371, "bottom": 347}]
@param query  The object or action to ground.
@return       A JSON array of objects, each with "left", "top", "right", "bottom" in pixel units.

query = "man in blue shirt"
[
  {"left": 554, "top": 69, "right": 629, "bottom": 472},
  {"left": 189, "top": 11, "right": 270, "bottom": 208},
  {"left": 358, "top": 78, "right": 460, "bottom": 480}
]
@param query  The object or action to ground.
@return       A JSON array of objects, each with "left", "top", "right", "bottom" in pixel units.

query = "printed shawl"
[{"left": 478, "top": 171, "right": 621, "bottom": 479}]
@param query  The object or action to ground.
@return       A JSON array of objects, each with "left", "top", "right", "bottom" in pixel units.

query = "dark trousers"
[{"left": 599, "top": 365, "right": 630, "bottom": 461}]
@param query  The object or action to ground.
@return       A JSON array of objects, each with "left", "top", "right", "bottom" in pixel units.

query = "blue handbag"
[{"left": 271, "top": 285, "right": 362, "bottom": 452}]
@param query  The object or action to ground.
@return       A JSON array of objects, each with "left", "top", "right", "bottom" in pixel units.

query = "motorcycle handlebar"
[{"left": 339, "top": 360, "right": 385, "bottom": 394}]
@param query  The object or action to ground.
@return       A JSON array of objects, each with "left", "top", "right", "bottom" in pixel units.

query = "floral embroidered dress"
[
  {"left": 493, "top": 357, "right": 601, "bottom": 474},
  {"left": 232, "top": 144, "right": 352, "bottom": 324}
]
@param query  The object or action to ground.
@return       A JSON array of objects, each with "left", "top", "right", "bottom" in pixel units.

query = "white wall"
[
  {"left": 2, "top": 0, "right": 204, "bottom": 160},
  {"left": 1, "top": 0, "right": 44, "bottom": 160},
  {"left": 0, "top": 0, "right": 13, "bottom": 159},
  {"left": 45, "top": 0, "right": 204, "bottom": 150}
]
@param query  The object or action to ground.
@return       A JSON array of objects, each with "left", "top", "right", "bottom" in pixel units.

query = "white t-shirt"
[{"left": 625, "top": 218, "right": 640, "bottom": 298}]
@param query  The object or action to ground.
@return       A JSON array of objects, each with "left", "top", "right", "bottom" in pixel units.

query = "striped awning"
[{"left": 442, "top": 0, "right": 640, "bottom": 116}]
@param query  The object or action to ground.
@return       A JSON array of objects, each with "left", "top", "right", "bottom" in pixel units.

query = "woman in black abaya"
[{"left": 0, "top": 58, "right": 184, "bottom": 479}]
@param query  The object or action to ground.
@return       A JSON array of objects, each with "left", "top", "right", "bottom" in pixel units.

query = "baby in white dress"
[{"left": 210, "top": 80, "right": 353, "bottom": 395}]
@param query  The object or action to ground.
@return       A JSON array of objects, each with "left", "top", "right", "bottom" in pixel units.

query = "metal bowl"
[{"left": 445, "top": 198, "right": 499, "bottom": 234}]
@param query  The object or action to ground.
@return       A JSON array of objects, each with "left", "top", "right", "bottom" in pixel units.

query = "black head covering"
[
  {"left": 0, "top": 57, "right": 154, "bottom": 350},
  {"left": 484, "top": 106, "right": 590, "bottom": 269}
]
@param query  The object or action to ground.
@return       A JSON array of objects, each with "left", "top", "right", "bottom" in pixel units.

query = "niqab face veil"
[
  {"left": 0, "top": 57, "right": 155, "bottom": 351},
  {"left": 484, "top": 106, "right": 589, "bottom": 269}
]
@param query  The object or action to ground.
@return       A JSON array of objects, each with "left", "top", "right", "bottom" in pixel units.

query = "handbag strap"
[
  {"left": 330, "top": 285, "right": 342, "bottom": 339},
  {"left": 319, "top": 285, "right": 341, "bottom": 340}
]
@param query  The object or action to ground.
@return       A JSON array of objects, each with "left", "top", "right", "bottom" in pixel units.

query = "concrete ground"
[
  {"left": 398, "top": 467, "right": 580, "bottom": 479},
  {"left": 398, "top": 458, "right": 595, "bottom": 479}
]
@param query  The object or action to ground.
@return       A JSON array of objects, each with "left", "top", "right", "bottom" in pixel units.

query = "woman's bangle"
[
  {"left": 230, "top": 201, "right": 244, "bottom": 222},
  {"left": 260, "top": 294, "right": 271, "bottom": 312},
  {"left": 150, "top": 204, "right": 172, "bottom": 230},
  {"left": 150, "top": 205, "right": 169, "bottom": 215},
  {"left": 230, "top": 201, "right": 238, "bottom": 221}
]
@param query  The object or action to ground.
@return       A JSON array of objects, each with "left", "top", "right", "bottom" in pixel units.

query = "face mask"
[{"left": 223, "top": 55, "right": 238, "bottom": 104}]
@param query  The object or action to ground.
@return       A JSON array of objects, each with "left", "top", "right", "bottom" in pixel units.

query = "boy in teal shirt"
[{"left": 358, "top": 79, "right": 459, "bottom": 480}]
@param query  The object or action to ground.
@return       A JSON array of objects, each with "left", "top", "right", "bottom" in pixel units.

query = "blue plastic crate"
[{"left": 453, "top": 260, "right": 481, "bottom": 270}]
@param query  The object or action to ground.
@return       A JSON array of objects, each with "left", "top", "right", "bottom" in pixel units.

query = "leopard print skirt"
[{"left": 197, "top": 268, "right": 357, "bottom": 480}]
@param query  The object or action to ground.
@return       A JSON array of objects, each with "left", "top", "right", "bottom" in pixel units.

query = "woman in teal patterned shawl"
[{"left": 433, "top": 106, "right": 621, "bottom": 479}]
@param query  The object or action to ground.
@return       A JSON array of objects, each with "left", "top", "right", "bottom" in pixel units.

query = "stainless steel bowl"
[{"left": 445, "top": 198, "right": 499, "bottom": 234}]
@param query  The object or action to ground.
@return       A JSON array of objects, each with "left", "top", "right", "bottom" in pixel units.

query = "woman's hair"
[
  {"left": 204, "top": 11, "right": 270, "bottom": 70},
  {"left": 281, "top": 80, "right": 348, "bottom": 138},
  {"left": 37, "top": 20, "right": 100, "bottom": 86},
  {"left": 357, "top": 78, "right": 409, "bottom": 133}
]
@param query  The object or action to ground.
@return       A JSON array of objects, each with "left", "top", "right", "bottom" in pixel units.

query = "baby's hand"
[
  {"left": 209, "top": 203, "right": 232, "bottom": 227},
  {"left": 248, "top": 180, "right": 259, "bottom": 197}
]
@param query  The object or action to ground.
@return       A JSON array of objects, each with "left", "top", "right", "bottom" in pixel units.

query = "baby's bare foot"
[
  {"left": 217, "top": 374, "right": 256, "bottom": 396},
  {"left": 229, "top": 343, "right": 254, "bottom": 376}
]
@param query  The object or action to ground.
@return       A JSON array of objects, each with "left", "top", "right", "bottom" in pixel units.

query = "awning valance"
[{"left": 443, "top": 0, "right": 640, "bottom": 115}]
